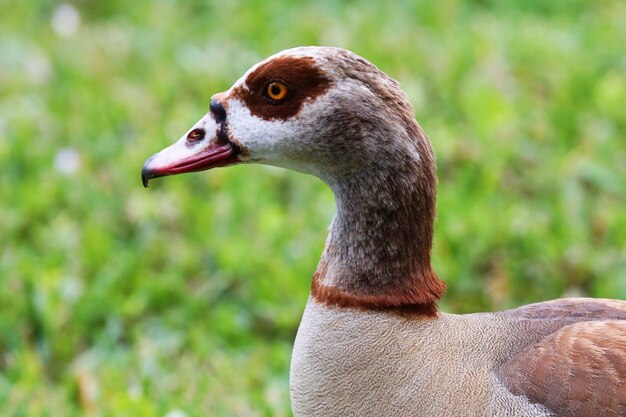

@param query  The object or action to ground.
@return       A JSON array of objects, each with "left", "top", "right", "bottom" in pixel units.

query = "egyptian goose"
[{"left": 142, "top": 47, "right": 626, "bottom": 417}]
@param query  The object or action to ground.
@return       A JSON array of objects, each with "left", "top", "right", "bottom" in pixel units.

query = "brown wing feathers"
[{"left": 499, "top": 301, "right": 626, "bottom": 417}]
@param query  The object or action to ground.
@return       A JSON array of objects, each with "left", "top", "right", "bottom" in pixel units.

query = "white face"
[{"left": 224, "top": 95, "right": 336, "bottom": 176}]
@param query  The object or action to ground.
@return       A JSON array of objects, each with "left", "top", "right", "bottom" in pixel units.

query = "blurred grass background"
[{"left": 1, "top": 0, "right": 625, "bottom": 415}]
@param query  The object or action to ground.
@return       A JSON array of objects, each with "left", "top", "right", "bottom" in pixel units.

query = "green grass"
[{"left": 1, "top": 0, "right": 625, "bottom": 415}]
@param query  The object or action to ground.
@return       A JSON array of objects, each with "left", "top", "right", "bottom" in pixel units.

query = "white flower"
[
  {"left": 54, "top": 147, "right": 81, "bottom": 175},
  {"left": 164, "top": 410, "right": 188, "bottom": 417},
  {"left": 51, "top": 4, "right": 81, "bottom": 37}
]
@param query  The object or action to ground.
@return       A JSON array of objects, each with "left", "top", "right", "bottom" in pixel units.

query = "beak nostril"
[
  {"left": 210, "top": 99, "right": 227, "bottom": 124},
  {"left": 187, "top": 128, "right": 205, "bottom": 142}
]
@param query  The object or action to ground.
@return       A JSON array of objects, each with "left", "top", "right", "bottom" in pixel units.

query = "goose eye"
[
  {"left": 265, "top": 81, "right": 288, "bottom": 102},
  {"left": 187, "top": 128, "right": 205, "bottom": 142}
]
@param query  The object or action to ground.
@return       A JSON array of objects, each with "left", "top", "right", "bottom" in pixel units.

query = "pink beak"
[{"left": 141, "top": 100, "right": 240, "bottom": 187}]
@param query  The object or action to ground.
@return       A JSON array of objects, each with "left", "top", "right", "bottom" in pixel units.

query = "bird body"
[
  {"left": 292, "top": 298, "right": 626, "bottom": 416},
  {"left": 142, "top": 46, "right": 626, "bottom": 416}
]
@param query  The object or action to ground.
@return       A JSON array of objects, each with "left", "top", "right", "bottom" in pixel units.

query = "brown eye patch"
[{"left": 235, "top": 56, "right": 331, "bottom": 121}]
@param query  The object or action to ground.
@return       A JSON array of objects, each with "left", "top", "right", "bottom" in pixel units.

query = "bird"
[{"left": 142, "top": 46, "right": 626, "bottom": 417}]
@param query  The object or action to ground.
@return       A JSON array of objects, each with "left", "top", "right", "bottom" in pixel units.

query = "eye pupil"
[{"left": 266, "top": 82, "right": 288, "bottom": 102}]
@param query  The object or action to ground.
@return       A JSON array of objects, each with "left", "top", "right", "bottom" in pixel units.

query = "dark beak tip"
[
  {"left": 141, "top": 155, "right": 157, "bottom": 188},
  {"left": 142, "top": 173, "right": 150, "bottom": 188}
]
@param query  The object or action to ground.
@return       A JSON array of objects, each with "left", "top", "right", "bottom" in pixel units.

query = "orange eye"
[{"left": 265, "top": 81, "right": 288, "bottom": 102}]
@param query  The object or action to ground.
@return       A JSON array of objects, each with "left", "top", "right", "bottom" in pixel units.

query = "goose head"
[
  {"left": 142, "top": 46, "right": 430, "bottom": 186},
  {"left": 142, "top": 46, "right": 444, "bottom": 313}
]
